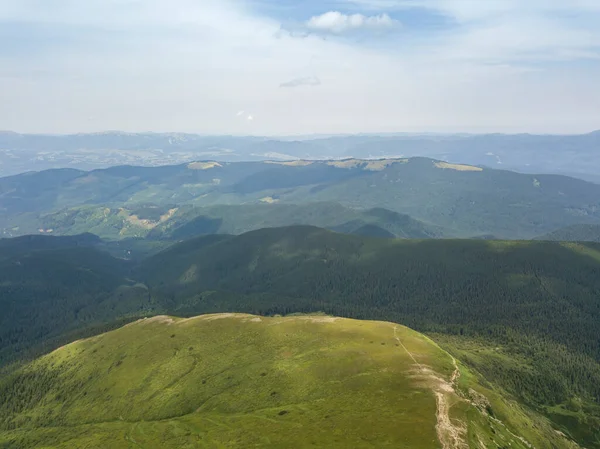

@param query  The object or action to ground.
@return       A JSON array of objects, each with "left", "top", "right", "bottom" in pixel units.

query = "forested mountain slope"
[
  {"left": 0, "top": 314, "right": 579, "bottom": 449},
  {"left": 537, "top": 224, "right": 600, "bottom": 243},
  {"left": 3, "top": 157, "right": 600, "bottom": 238},
  {"left": 2, "top": 202, "right": 448, "bottom": 241},
  {"left": 142, "top": 226, "right": 600, "bottom": 364},
  {"left": 0, "top": 233, "right": 101, "bottom": 259},
  {"left": 0, "top": 238, "right": 148, "bottom": 366}
]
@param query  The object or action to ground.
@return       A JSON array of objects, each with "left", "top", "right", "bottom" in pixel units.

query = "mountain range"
[
  {"left": 3, "top": 157, "right": 600, "bottom": 240},
  {"left": 2, "top": 131, "right": 600, "bottom": 183},
  {"left": 4, "top": 138, "right": 600, "bottom": 447}
]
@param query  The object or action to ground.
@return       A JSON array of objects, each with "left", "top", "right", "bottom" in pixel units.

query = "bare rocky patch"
[
  {"left": 434, "top": 161, "right": 483, "bottom": 172},
  {"left": 264, "top": 160, "right": 314, "bottom": 167},
  {"left": 187, "top": 162, "right": 222, "bottom": 170},
  {"left": 120, "top": 207, "right": 178, "bottom": 230},
  {"left": 259, "top": 197, "right": 279, "bottom": 204}
]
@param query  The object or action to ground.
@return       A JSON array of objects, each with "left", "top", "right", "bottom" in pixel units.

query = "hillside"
[
  {"left": 0, "top": 233, "right": 101, "bottom": 259},
  {"left": 0, "top": 314, "right": 578, "bottom": 449},
  {"left": 2, "top": 202, "right": 447, "bottom": 241},
  {"left": 3, "top": 157, "right": 600, "bottom": 238},
  {"left": 537, "top": 224, "right": 600, "bottom": 243},
  {"left": 0, "top": 238, "right": 149, "bottom": 366},
  {"left": 141, "top": 227, "right": 600, "bottom": 366}
]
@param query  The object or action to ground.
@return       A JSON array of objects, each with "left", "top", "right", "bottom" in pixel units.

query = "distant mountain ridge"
[
  {"left": 3, "top": 156, "right": 600, "bottom": 238},
  {"left": 2, "top": 130, "right": 600, "bottom": 183}
]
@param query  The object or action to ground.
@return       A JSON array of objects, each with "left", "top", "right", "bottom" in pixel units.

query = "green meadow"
[{"left": 0, "top": 314, "right": 577, "bottom": 448}]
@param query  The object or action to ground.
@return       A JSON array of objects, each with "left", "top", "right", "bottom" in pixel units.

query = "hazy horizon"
[{"left": 1, "top": 128, "right": 599, "bottom": 138}]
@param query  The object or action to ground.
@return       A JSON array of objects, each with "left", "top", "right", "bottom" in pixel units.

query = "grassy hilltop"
[{"left": 0, "top": 314, "right": 577, "bottom": 449}]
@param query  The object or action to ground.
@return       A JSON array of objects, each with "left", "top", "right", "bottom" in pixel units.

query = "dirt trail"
[
  {"left": 450, "top": 357, "right": 460, "bottom": 386},
  {"left": 393, "top": 326, "right": 467, "bottom": 449},
  {"left": 394, "top": 327, "right": 541, "bottom": 449},
  {"left": 379, "top": 324, "right": 566, "bottom": 449}
]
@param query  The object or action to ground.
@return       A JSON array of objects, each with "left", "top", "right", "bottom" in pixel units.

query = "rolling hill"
[
  {"left": 0, "top": 314, "right": 578, "bottom": 449},
  {"left": 3, "top": 157, "right": 600, "bottom": 238}
]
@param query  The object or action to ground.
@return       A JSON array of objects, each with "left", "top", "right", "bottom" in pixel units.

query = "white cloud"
[
  {"left": 306, "top": 11, "right": 398, "bottom": 33},
  {"left": 343, "top": 0, "right": 600, "bottom": 65},
  {"left": 280, "top": 76, "right": 321, "bottom": 88},
  {"left": 344, "top": 0, "right": 600, "bottom": 17},
  {"left": 0, "top": 0, "right": 598, "bottom": 135}
]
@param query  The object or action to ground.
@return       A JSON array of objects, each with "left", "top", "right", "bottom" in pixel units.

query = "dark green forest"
[{"left": 537, "top": 224, "right": 600, "bottom": 243}]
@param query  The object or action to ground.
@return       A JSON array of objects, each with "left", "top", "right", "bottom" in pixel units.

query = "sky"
[{"left": 1, "top": 0, "right": 599, "bottom": 135}]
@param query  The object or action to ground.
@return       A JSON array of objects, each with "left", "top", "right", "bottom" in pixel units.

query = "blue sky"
[{"left": 1, "top": 0, "right": 599, "bottom": 135}]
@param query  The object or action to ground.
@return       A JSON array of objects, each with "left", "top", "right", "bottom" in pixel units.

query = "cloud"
[
  {"left": 342, "top": 0, "right": 600, "bottom": 64},
  {"left": 0, "top": 0, "right": 598, "bottom": 135},
  {"left": 343, "top": 0, "right": 600, "bottom": 17},
  {"left": 280, "top": 76, "right": 321, "bottom": 88},
  {"left": 306, "top": 11, "right": 398, "bottom": 33},
  {"left": 236, "top": 110, "right": 245, "bottom": 116}
]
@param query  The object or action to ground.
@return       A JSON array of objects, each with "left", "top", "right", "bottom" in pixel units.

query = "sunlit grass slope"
[{"left": 0, "top": 314, "right": 578, "bottom": 449}]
